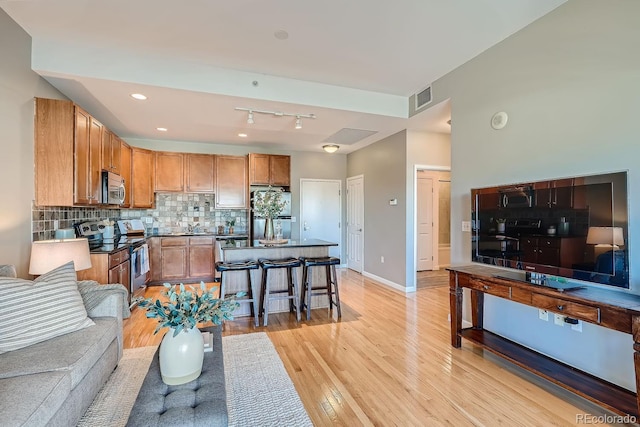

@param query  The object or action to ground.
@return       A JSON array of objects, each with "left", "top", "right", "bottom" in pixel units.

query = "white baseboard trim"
[{"left": 362, "top": 271, "right": 416, "bottom": 293}]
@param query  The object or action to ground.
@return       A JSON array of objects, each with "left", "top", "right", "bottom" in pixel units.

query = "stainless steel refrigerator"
[{"left": 251, "top": 190, "right": 292, "bottom": 240}]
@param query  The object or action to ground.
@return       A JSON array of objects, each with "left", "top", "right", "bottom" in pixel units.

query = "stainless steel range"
[{"left": 117, "top": 219, "right": 149, "bottom": 300}]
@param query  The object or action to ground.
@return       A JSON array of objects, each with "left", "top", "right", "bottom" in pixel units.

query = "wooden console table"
[{"left": 448, "top": 264, "right": 640, "bottom": 417}]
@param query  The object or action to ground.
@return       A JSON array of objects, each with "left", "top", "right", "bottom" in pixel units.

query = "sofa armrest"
[{"left": 77, "top": 281, "right": 131, "bottom": 361}]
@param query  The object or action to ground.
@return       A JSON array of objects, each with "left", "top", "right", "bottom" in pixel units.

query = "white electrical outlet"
[
  {"left": 538, "top": 309, "right": 549, "bottom": 321},
  {"left": 554, "top": 313, "right": 565, "bottom": 326},
  {"left": 571, "top": 320, "right": 583, "bottom": 332},
  {"left": 291, "top": 217, "right": 296, "bottom": 223},
  {"left": 380, "top": 256, "right": 385, "bottom": 263},
  {"left": 462, "top": 221, "right": 471, "bottom": 232}
]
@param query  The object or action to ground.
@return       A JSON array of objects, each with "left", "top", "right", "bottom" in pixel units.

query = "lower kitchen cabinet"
[
  {"left": 519, "top": 236, "right": 586, "bottom": 273},
  {"left": 150, "top": 236, "right": 215, "bottom": 284},
  {"left": 77, "top": 248, "right": 131, "bottom": 301}
]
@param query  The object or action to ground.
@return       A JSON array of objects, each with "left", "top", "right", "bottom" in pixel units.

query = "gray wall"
[
  {"left": 430, "top": 0, "right": 640, "bottom": 390},
  {"left": 0, "top": 9, "right": 65, "bottom": 276},
  {"left": 347, "top": 131, "right": 407, "bottom": 286}
]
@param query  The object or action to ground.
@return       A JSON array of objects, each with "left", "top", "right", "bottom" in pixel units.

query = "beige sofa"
[{"left": 0, "top": 264, "right": 130, "bottom": 426}]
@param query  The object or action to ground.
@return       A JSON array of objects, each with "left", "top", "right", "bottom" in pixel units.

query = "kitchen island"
[{"left": 217, "top": 239, "right": 338, "bottom": 316}]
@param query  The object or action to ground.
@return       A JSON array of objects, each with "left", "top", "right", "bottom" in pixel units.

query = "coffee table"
[{"left": 126, "top": 326, "right": 227, "bottom": 427}]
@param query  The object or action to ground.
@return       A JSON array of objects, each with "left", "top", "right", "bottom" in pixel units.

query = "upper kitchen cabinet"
[
  {"left": 248, "top": 153, "right": 290, "bottom": 187},
  {"left": 74, "top": 108, "right": 103, "bottom": 205},
  {"left": 120, "top": 140, "right": 132, "bottom": 208},
  {"left": 216, "top": 155, "right": 248, "bottom": 208},
  {"left": 102, "top": 129, "right": 121, "bottom": 174},
  {"left": 34, "top": 98, "right": 102, "bottom": 206},
  {"left": 131, "top": 147, "right": 155, "bottom": 208},
  {"left": 35, "top": 98, "right": 75, "bottom": 206},
  {"left": 185, "top": 154, "right": 215, "bottom": 193},
  {"left": 155, "top": 152, "right": 184, "bottom": 192},
  {"left": 534, "top": 178, "right": 586, "bottom": 209}
]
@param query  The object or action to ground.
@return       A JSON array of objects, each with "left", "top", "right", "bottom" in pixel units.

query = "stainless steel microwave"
[
  {"left": 499, "top": 186, "right": 533, "bottom": 208},
  {"left": 102, "top": 170, "right": 125, "bottom": 205}
]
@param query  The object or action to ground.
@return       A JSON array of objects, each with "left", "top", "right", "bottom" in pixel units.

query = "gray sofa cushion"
[
  {"left": 0, "top": 317, "right": 117, "bottom": 389},
  {"left": 0, "top": 370, "right": 70, "bottom": 427},
  {"left": 0, "top": 261, "right": 95, "bottom": 354},
  {"left": 0, "top": 264, "right": 16, "bottom": 278}
]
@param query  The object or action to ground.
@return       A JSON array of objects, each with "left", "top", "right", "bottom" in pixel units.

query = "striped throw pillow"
[{"left": 0, "top": 261, "right": 95, "bottom": 354}]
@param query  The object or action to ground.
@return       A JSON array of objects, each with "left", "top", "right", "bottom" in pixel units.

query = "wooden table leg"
[
  {"left": 632, "top": 315, "right": 640, "bottom": 416},
  {"left": 470, "top": 290, "right": 484, "bottom": 330},
  {"left": 449, "top": 272, "right": 462, "bottom": 348}
]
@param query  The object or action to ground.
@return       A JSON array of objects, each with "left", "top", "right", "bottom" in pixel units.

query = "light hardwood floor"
[{"left": 124, "top": 269, "right": 616, "bottom": 426}]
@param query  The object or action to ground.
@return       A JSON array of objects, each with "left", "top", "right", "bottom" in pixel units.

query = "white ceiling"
[{"left": 1, "top": 0, "right": 566, "bottom": 154}]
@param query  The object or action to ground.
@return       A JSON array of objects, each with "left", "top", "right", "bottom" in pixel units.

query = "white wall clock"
[{"left": 491, "top": 111, "right": 508, "bottom": 130}]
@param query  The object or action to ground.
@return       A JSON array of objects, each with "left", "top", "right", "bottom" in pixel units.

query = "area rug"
[{"left": 77, "top": 332, "right": 312, "bottom": 427}]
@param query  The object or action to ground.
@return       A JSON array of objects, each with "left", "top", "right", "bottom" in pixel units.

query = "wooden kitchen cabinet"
[
  {"left": 519, "top": 236, "right": 586, "bottom": 271},
  {"left": 77, "top": 248, "right": 131, "bottom": 301},
  {"left": 102, "top": 129, "right": 121, "bottom": 174},
  {"left": 120, "top": 140, "right": 132, "bottom": 208},
  {"left": 188, "top": 237, "right": 215, "bottom": 278},
  {"left": 160, "top": 237, "right": 188, "bottom": 280},
  {"left": 74, "top": 107, "right": 103, "bottom": 205},
  {"left": 216, "top": 155, "right": 248, "bottom": 208},
  {"left": 152, "top": 236, "right": 215, "bottom": 283},
  {"left": 185, "top": 154, "right": 215, "bottom": 193},
  {"left": 155, "top": 152, "right": 184, "bottom": 192},
  {"left": 535, "top": 178, "right": 585, "bottom": 209},
  {"left": 248, "top": 153, "right": 290, "bottom": 186},
  {"left": 131, "top": 147, "right": 155, "bottom": 208}
]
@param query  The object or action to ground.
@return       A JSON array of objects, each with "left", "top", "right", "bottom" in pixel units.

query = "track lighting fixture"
[{"left": 235, "top": 107, "right": 315, "bottom": 129}]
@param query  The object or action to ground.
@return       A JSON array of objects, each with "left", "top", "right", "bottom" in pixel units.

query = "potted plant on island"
[
  {"left": 135, "top": 282, "right": 243, "bottom": 385},
  {"left": 252, "top": 186, "right": 288, "bottom": 241}
]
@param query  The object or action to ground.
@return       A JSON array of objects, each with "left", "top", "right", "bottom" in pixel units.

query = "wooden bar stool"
[
  {"left": 258, "top": 258, "right": 301, "bottom": 326},
  {"left": 299, "top": 256, "right": 341, "bottom": 320},
  {"left": 215, "top": 260, "right": 260, "bottom": 327}
]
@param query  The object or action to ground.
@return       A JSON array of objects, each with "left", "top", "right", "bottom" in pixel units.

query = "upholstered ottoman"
[{"left": 126, "top": 326, "right": 227, "bottom": 427}]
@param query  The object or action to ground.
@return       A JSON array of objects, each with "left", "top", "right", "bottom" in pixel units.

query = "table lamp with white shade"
[
  {"left": 586, "top": 226, "right": 624, "bottom": 259},
  {"left": 29, "top": 238, "right": 92, "bottom": 275}
]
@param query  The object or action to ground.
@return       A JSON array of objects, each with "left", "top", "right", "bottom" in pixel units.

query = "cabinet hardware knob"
[
  {"left": 557, "top": 305, "right": 564, "bottom": 311},
  {"left": 483, "top": 285, "right": 490, "bottom": 290}
]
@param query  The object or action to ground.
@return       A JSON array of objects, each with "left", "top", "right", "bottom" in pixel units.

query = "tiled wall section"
[
  {"left": 32, "top": 204, "right": 120, "bottom": 241},
  {"left": 121, "top": 193, "right": 249, "bottom": 234},
  {"left": 32, "top": 193, "right": 249, "bottom": 240}
]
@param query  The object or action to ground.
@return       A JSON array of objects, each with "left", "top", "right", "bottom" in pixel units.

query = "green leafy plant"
[
  {"left": 252, "top": 186, "right": 288, "bottom": 218},
  {"left": 135, "top": 282, "right": 244, "bottom": 337}
]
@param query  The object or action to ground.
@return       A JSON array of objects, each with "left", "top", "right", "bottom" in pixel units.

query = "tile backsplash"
[
  {"left": 32, "top": 193, "right": 249, "bottom": 241},
  {"left": 121, "top": 193, "right": 248, "bottom": 234}
]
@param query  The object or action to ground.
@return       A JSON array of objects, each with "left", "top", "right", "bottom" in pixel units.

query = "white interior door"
[
  {"left": 346, "top": 175, "right": 364, "bottom": 272},
  {"left": 300, "top": 179, "right": 341, "bottom": 258},
  {"left": 417, "top": 174, "right": 434, "bottom": 271}
]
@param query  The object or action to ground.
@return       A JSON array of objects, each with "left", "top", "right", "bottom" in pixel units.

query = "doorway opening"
[{"left": 415, "top": 167, "right": 451, "bottom": 275}]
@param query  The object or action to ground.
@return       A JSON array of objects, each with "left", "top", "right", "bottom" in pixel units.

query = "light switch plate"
[
  {"left": 462, "top": 221, "right": 471, "bottom": 232},
  {"left": 291, "top": 217, "right": 296, "bottom": 223}
]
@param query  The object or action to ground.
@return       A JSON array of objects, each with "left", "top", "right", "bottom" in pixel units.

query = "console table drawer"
[
  {"left": 468, "top": 278, "right": 511, "bottom": 299},
  {"left": 531, "top": 293, "right": 601, "bottom": 323}
]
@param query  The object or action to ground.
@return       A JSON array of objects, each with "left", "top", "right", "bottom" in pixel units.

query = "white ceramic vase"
[{"left": 159, "top": 327, "right": 204, "bottom": 385}]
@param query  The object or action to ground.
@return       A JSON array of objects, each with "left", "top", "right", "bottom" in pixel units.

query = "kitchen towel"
[{"left": 140, "top": 244, "right": 150, "bottom": 275}]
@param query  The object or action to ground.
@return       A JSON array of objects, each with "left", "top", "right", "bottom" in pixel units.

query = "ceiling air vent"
[{"left": 415, "top": 85, "right": 432, "bottom": 110}]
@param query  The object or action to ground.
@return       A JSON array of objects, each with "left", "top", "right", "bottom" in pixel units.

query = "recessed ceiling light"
[
  {"left": 156, "top": 127, "right": 167, "bottom": 132},
  {"left": 274, "top": 30, "right": 289, "bottom": 40},
  {"left": 130, "top": 93, "right": 147, "bottom": 100},
  {"left": 238, "top": 133, "right": 247, "bottom": 138}
]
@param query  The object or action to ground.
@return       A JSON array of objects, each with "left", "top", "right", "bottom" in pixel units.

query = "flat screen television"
[{"left": 471, "top": 171, "right": 629, "bottom": 289}]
